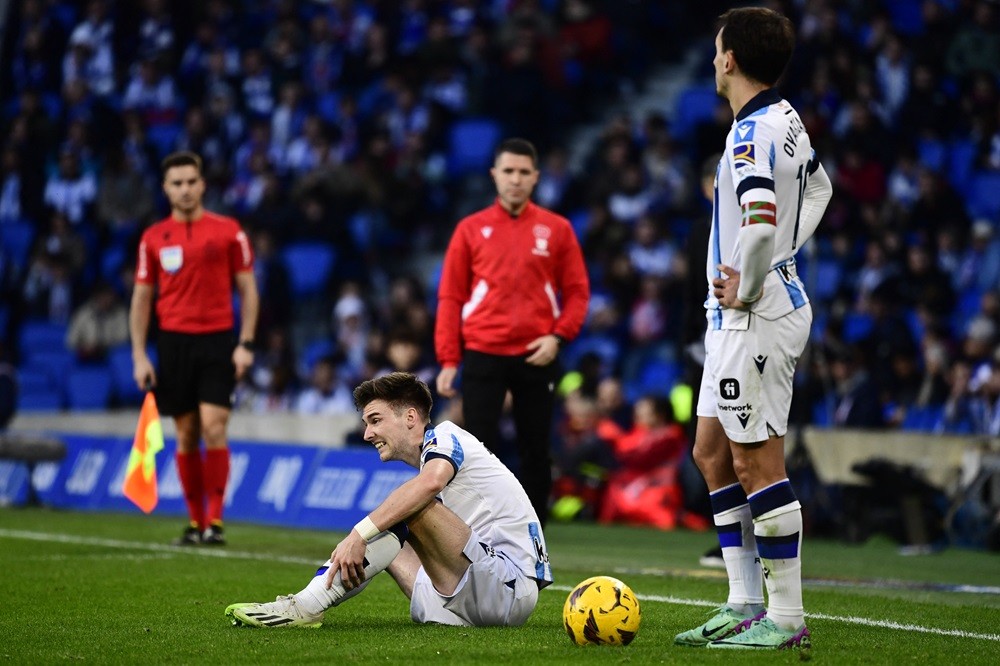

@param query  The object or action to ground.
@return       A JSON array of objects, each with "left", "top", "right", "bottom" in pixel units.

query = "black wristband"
[
  {"left": 238, "top": 340, "right": 255, "bottom": 351},
  {"left": 552, "top": 334, "right": 566, "bottom": 347}
]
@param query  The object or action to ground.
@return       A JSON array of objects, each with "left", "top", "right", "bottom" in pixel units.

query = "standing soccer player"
[
  {"left": 434, "top": 138, "right": 590, "bottom": 525},
  {"left": 130, "top": 151, "right": 259, "bottom": 546},
  {"left": 673, "top": 8, "right": 831, "bottom": 651}
]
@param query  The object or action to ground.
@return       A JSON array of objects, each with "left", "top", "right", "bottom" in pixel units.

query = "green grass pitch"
[{"left": 1, "top": 507, "right": 998, "bottom": 664}]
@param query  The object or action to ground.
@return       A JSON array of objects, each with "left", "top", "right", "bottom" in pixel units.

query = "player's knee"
[
  {"left": 201, "top": 419, "right": 228, "bottom": 446},
  {"left": 692, "top": 439, "right": 726, "bottom": 475}
]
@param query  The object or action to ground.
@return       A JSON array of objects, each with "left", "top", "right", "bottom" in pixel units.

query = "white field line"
[{"left": 3, "top": 528, "right": 998, "bottom": 643}]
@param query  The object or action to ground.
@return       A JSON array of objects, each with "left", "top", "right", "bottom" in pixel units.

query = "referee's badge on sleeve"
[{"left": 160, "top": 246, "right": 184, "bottom": 273}]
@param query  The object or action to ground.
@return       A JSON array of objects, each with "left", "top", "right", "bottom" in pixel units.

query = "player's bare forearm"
[
  {"left": 712, "top": 264, "right": 758, "bottom": 310},
  {"left": 367, "top": 464, "right": 450, "bottom": 531},
  {"left": 234, "top": 270, "right": 260, "bottom": 343}
]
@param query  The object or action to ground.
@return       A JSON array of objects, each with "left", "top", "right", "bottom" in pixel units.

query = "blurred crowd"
[{"left": 3, "top": 1, "right": 1000, "bottom": 523}]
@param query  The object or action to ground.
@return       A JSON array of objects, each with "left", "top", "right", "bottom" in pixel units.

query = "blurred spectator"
[
  {"left": 122, "top": 57, "right": 179, "bottom": 127},
  {"left": 332, "top": 287, "right": 370, "bottom": 380},
  {"left": 830, "top": 345, "right": 885, "bottom": 428},
  {"left": 250, "top": 228, "right": 292, "bottom": 338},
  {"left": 383, "top": 330, "right": 435, "bottom": 385},
  {"left": 946, "top": 0, "right": 1000, "bottom": 80},
  {"left": 957, "top": 220, "right": 1000, "bottom": 294},
  {"left": 22, "top": 250, "right": 77, "bottom": 324},
  {"left": 0, "top": 148, "right": 28, "bottom": 224},
  {"left": 43, "top": 149, "right": 96, "bottom": 226},
  {"left": 35, "top": 211, "right": 86, "bottom": 278},
  {"left": 628, "top": 215, "right": 676, "bottom": 279},
  {"left": 534, "top": 146, "right": 582, "bottom": 214},
  {"left": 551, "top": 391, "right": 619, "bottom": 522},
  {"left": 97, "top": 145, "right": 155, "bottom": 242},
  {"left": 294, "top": 355, "right": 354, "bottom": 415},
  {"left": 0, "top": 343, "right": 15, "bottom": 431},
  {"left": 599, "top": 395, "right": 707, "bottom": 530},
  {"left": 65, "top": 0, "right": 116, "bottom": 98},
  {"left": 65, "top": 281, "right": 128, "bottom": 362}
]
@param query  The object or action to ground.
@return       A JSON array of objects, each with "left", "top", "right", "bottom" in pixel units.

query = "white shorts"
[
  {"left": 410, "top": 530, "right": 539, "bottom": 627},
  {"left": 696, "top": 306, "right": 811, "bottom": 443}
]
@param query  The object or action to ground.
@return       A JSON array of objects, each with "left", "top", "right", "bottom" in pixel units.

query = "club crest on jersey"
[
  {"left": 532, "top": 224, "right": 551, "bottom": 256},
  {"left": 736, "top": 121, "right": 756, "bottom": 141},
  {"left": 733, "top": 142, "right": 756, "bottom": 167},
  {"left": 422, "top": 428, "right": 438, "bottom": 450},
  {"left": 159, "top": 246, "right": 183, "bottom": 273},
  {"left": 481, "top": 226, "right": 493, "bottom": 239}
]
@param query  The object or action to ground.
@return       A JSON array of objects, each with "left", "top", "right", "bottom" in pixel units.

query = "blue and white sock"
[
  {"left": 748, "top": 479, "right": 804, "bottom": 630},
  {"left": 711, "top": 482, "right": 764, "bottom": 615}
]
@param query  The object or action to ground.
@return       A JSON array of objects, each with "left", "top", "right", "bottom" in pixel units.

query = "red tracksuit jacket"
[{"left": 435, "top": 199, "right": 590, "bottom": 366}]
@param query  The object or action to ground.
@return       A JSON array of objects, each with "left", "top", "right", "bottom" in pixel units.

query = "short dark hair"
[
  {"left": 717, "top": 8, "right": 795, "bottom": 87},
  {"left": 161, "top": 151, "right": 203, "bottom": 178},
  {"left": 494, "top": 137, "right": 538, "bottom": 168},
  {"left": 353, "top": 372, "right": 433, "bottom": 422}
]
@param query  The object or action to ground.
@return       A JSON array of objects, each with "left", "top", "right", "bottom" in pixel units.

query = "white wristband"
[{"left": 354, "top": 516, "right": 381, "bottom": 542}]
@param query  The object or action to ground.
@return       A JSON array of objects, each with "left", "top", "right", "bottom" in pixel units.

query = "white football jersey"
[
  {"left": 420, "top": 420, "right": 553, "bottom": 588},
  {"left": 706, "top": 88, "right": 820, "bottom": 330}
]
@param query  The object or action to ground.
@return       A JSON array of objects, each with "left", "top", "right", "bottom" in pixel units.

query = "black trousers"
[{"left": 461, "top": 349, "right": 560, "bottom": 525}]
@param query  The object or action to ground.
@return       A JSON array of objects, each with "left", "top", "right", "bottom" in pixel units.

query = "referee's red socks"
[
  {"left": 203, "top": 448, "right": 230, "bottom": 528},
  {"left": 176, "top": 450, "right": 205, "bottom": 529}
]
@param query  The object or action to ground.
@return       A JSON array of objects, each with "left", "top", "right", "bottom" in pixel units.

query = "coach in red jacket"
[{"left": 435, "top": 138, "right": 590, "bottom": 524}]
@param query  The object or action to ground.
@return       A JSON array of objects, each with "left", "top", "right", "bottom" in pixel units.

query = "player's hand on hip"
[
  {"left": 712, "top": 264, "right": 754, "bottom": 311},
  {"left": 132, "top": 355, "right": 156, "bottom": 391},
  {"left": 436, "top": 366, "right": 458, "bottom": 397},
  {"left": 327, "top": 532, "right": 368, "bottom": 590},
  {"left": 525, "top": 334, "right": 559, "bottom": 366}
]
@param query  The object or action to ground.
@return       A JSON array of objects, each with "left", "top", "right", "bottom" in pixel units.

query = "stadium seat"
[
  {"left": 100, "top": 244, "right": 127, "bottom": 282},
  {"left": 448, "top": 118, "right": 502, "bottom": 177},
  {"left": 315, "top": 91, "right": 341, "bottom": 123},
  {"left": 966, "top": 172, "right": 1000, "bottom": 219},
  {"left": 885, "top": 0, "right": 925, "bottom": 36},
  {"left": 563, "top": 335, "right": 622, "bottom": 373},
  {"left": 18, "top": 321, "right": 69, "bottom": 359},
  {"left": 23, "top": 350, "right": 75, "bottom": 385},
  {"left": 811, "top": 401, "right": 832, "bottom": 427},
  {"left": 672, "top": 84, "right": 720, "bottom": 138},
  {"left": 947, "top": 139, "right": 977, "bottom": 196},
  {"left": 108, "top": 344, "right": 149, "bottom": 406},
  {"left": 812, "top": 260, "right": 842, "bottom": 301},
  {"left": 842, "top": 313, "right": 874, "bottom": 343},
  {"left": 281, "top": 242, "right": 336, "bottom": 297},
  {"left": 0, "top": 220, "right": 36, "bottom": 265},
  {"left": 147, "top": 123, "right": 182, "bottom": 159},
  {"left": 917, "top": 138, "right": 947, "bottom": 173},
  {"left": 17, "top": 389, "right": 63, "bottom": 412},
  {"left": 16, "top": 367, "right": 53, "bottom": 394},
  {"left": 568, "top": 209, "right": 589, "bottom": 239},
  {"left": 901, "top": 405, "right": 944, "bottom": 432},
  {"left": 637, "top": 359, "right": 681, "bottom": 397},
  {"left": 66, "top": 365, "right": 113, "bottom": 411},
  {"left": 300, "top": 338, "right": 335, "bottom": 376}
]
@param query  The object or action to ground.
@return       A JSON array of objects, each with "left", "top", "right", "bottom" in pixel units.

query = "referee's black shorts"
[{"left": 155, "top": 330, "right": 236, "bottom": 416}]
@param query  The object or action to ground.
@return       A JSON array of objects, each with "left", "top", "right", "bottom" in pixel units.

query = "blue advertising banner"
[{"left": 0, "top": 434, "right": 416, "bottom": 532}]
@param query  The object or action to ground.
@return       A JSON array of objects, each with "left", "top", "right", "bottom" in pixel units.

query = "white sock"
[
  {"left": 710, "top": 482, "right": 764, "bottom": 612},
  {"left": 295, "top": 529, "right": 405, "bottom": 615},
  {"left": 748, "top": 479, "right": 804, "bottom": 630}
]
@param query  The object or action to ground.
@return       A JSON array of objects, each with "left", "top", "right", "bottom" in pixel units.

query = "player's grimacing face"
[
  {"left": 491, "top": 152, "right": 538, "bottom": 211},
  {"left": 362, "top": 399, "right": 411, "bottom": 463},
  {"left": 163, "top": 164, "right": 205, "bottom": 214}
]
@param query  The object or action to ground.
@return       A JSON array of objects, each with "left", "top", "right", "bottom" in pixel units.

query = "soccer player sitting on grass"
[{"left": 225, "top": 372, "right": 553, "bottom": 628}]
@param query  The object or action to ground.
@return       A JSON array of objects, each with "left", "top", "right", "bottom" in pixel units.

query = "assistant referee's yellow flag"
[{"left": 122, "top": 392, "right": 165, "bottom": 513}]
